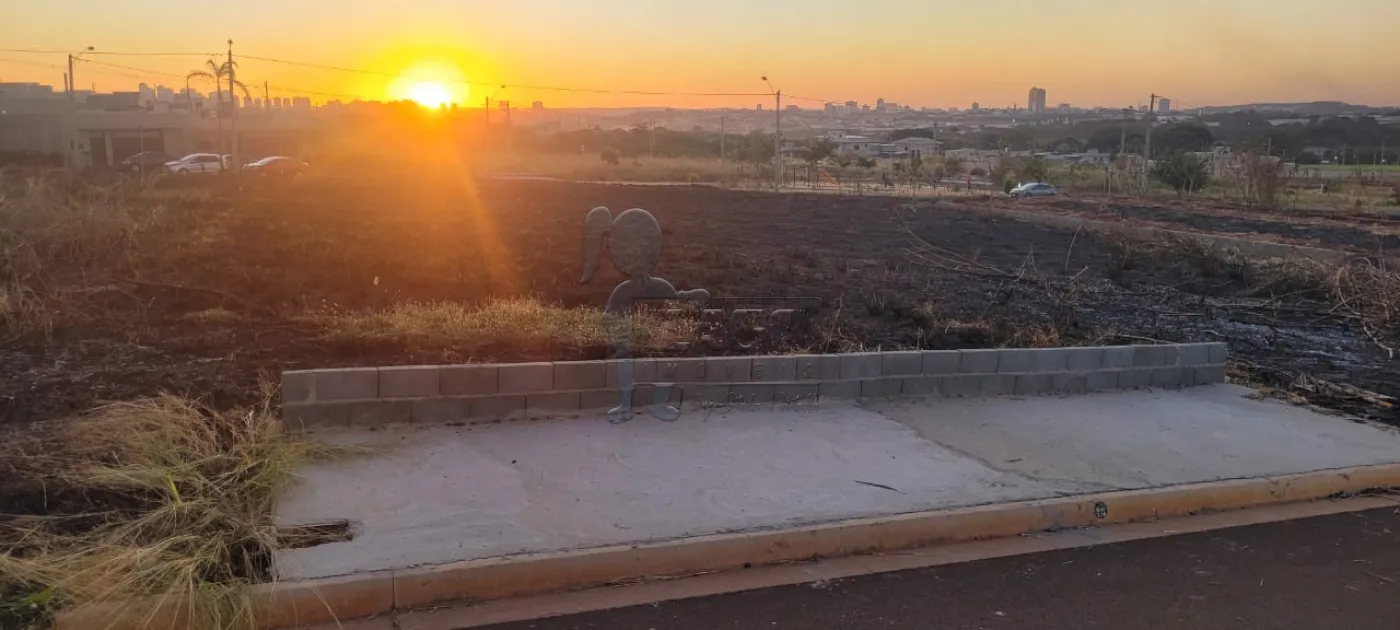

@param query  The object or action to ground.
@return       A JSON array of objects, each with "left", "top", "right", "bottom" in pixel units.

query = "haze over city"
[{"left": 3, "top": 0, "right": 1399, "bottom": 109}]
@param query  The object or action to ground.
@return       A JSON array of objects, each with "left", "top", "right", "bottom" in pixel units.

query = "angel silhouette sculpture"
[{"left": 580, "top": 206, "right": 710, "bottom": 423}]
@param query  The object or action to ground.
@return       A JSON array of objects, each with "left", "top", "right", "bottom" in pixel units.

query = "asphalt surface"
[{"left": 481, "top": 505, "right": 1400, "bottom": 630}]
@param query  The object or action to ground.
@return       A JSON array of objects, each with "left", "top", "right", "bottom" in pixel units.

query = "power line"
[
  {"left": 0, "top": 48, "right": 217, "bottom": 57},
  {"left": 0, "top": 56, "right": 66, "bottom": 71},
  {"left": 235, "top": 52, "right": 770, "bottom": 97},
  {"left": 78, "top": 58, "right": 189, "bottom": 81}
]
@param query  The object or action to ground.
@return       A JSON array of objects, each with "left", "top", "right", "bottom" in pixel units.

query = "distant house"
[{"left": 822, "top": 131, "right": 941, "bottom": 158}]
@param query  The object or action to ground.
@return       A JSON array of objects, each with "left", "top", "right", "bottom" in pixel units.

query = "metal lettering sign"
[{"left": 580, "top": 206, "right": 818, "bottom": 424}]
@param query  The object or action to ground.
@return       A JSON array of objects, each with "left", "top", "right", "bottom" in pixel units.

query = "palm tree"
[{"left": 187, "top": 58, "right": 251, "bottom": 153}]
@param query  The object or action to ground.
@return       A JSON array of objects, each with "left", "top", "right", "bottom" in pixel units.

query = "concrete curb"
[
  {"left": 280, "top": 342, "right": 1228, "bottom": 430},
  {"left": 55, "top": 462, "right": 1400, "bottom": 629}
]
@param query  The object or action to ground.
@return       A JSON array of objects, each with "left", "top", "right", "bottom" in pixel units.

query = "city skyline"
[{"left": 2, "top": 0, "right": 1399, "bottom": 109}]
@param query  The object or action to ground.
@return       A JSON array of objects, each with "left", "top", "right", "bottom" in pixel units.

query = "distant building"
[
  {"left": 1158, "top": 98, "right": 1172, "bottom": 113},
  {"left": 756, "top": 103, "right": 762, "bottom": 111},
  {"left": 971, "top": 102, "right": 980, "bottom": 113},
  {"left": 1027, "top": 87, "right": 1047, "bottom": 114},
  {"left": 292, "top": 96, "right": 312, "bottom": 110},
  {"left": 532, "top": 100, "right": 544, "bottom": 111},
  {"left": 785, "top": 104, "right": 799, "bottom": 111},
  {"left": 155, "top": 85, "right": 174, "bottom": 103},
  {"left": 876, "top": 97, "right": 886, "bottom": 111},
  {"left": 824, "top": 102, "right": 837, "bottom": 115},
  {"left": 138, "top": 83, "right": 156, "bottom": 109}
]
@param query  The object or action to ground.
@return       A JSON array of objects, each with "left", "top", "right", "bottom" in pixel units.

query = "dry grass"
[
  {"left": 0, "top": 394, "right": 344, "bottom": 630},
  {"left": 473, "top": 152, "right": 743, "bottom": 184},
  {"left": 1100, "top": 228, "right": 1399, "bottom": 355},
  {"left": 321, "top": 297, "right": 698, "bottom": 354}
]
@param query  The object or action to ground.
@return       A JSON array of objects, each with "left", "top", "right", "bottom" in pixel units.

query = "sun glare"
[
  {"left": 386, "top": 60, "right": 471, "bottom": 108},
  {"left": 405, "top": 81, "right": 453, "bottom": 108}
]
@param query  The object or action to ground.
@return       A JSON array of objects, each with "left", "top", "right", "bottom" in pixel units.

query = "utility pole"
[
  {"left": 774, "top": 90, "right": 782, "bottom": 192},
  {"left": 1141, "top": 93, "right": 1158, "bottom": 192},
  {"left": 484, "top": 96, "right": 491, "bottom": 125},
  {"left": 264, "top": 81, "right": 270, "bottom": 108},
  {"left": 649, "top": 121, "right": 656, "bottom": 158},
  {"left": 228, "top": 39, "right": 240, "bottom": 174},
  {"left": 720, "top": 115, "right": 726, "bottom": 165}
]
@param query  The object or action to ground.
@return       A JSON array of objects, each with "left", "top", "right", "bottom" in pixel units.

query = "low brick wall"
[{"left": 281, "top": 342, "right": 1227, "bottom": 430}]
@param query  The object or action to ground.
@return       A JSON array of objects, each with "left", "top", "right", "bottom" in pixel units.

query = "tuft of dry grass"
[
  {"left": 0, "top": 393, "right": 344, "bottom": 630},
  {"left": 321, "top": 297, "right": 698, "bottom": 354}
]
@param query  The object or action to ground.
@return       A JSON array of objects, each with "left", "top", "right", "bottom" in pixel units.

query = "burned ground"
[{"left": 0, "top": 177, "right": 1394, "bottom": 430}]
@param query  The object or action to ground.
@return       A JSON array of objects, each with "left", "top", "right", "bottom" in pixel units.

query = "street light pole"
[
  {"left": 762, "top": 76, "right": 781, "bottom": 192},
  {"left": 66, "top": 46, "right": 94, "bottom": 112}
]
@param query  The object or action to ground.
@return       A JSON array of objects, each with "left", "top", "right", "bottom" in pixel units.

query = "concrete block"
[
  {"left": 468, "top": 395, "right": 527, "bottom": 421},
  {"left": 313, "top": 368, "right": 379, "bottom": 400},
  {"left": 819, "top": 380, "right": 862, "bottom": 400},
  {"left": 839, "top": 353, "right": 882, "bottom": 379},
  {"left": 635, "top": 384, "right": 683, "bottom": 412},
  {"left": 283, "top": 403, "right": 347, "bottom": 431},
  {"left": 527, "top": 391, "right": 582, "bottom": 419},
  {"left": 1102, "top": 346, "right": 1136, "bottom": 369},
  {"left": 1194, "top": 364, "right": 1227, "bottom": 385},
  {"left": 378, "top": 366, "right": 440, "bottom": 398},
  {"left": 1085, "top": 370, "right": 1120, "bottom": 392},
  {"left": 1151, "top": 367, "right": 1188, "bottom": 388},
  {"left": 959, "top": 349, "right": 1000, "bottom": 374},
  {"left": 1209, "top": 342, "right": 1228, "bottom": 364},
  {"left": 580, "top": 389, "right": 624, "bottom": 414},
  {"left": 1133, "top": 345, "right": 1179, "bottom": 368},
  {"left": 1051, "top": 372, "right": 1088, "bottom": 395},
  {"left": 498, "top": 362, "right": 554, "bottom": 394},
  {"left": 901, "top": 376, "right": 943, "bottom": 397},
  {"left": 996, "top": 349, "right": 1035, "bottom": 373},
  {"left": 1064, "top": 347, "right": 1104, "bottom": 371},
  {"left": 860, "top": 378, "right": 902, "bottom": 399},
  {"left": 881, "top": 351, "right": 923, "bottom": 376},
  {"left": 773, "top": 383, "right": 820, "bottom": 406},
  {"left": 1177, "top": 343, "right": 1213, "bottom": 367},
  {"left": 706, "top": 357, "right": 753, "bottom": 383},
  {"left": 1000, "top": 348, "right": 1069, "bottom": 373},
  {"left": 553, "top": 361, "right": 608, "bottom": 391},
  {"left": 921, "top": 351, "right": 961, "bottom": 375},
  {"left": 607, "top": 358, "right": 657, "bottom": 388},
  {"left": 440, "top": 365, "right": 498, "bottom": 397},
  {"left": 730, "top": 384, "right": 775, "bottom": 405},
  {"left": 980, "top": 374, "right": 1017, "bottom": 396},
  {"left": 282, "top": 371, "right": 315, "bottom": 404},
  {"left": 344, "top": 400, "right": 412, "bottom": 427},
  {"left": 411, "top": 398, "right": 472, "bottom": 425},
  {"left": 940, "top": 375, "right": 982, "bottom": 398},
  {"left": 679, "top": 384, "right": 730, "bottom": 410},
  {"left": 751, "top": 357, "right": 797, "bottom": 382},
  {"left": 1014, "top": 373, "right": 1053, "bottom": 396},
  {"left": 1118, "top": 368, "right": 1152, "bottom": 390},
  {"left": 656, "top": 358, "right": 709, "bottom": 383},
  {"left": 796, "top": 355, "right": 842, "bottom": 381}
]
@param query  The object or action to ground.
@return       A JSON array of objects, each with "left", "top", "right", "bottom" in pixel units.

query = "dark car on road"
[
  {"left": 243, "top": 156, "right": 309, "bottom": 177},
  {"left": 118, "top": 151, "right": 176, "bottom": 174}
]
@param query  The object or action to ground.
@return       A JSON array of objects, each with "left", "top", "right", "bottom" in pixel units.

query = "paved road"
[{"left": 481, "top": 505, "right": 1400, "bottom": 630}]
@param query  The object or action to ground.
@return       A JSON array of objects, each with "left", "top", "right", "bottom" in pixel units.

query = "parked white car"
[
  {"left": 165, "top": 153, "right": 226, "bottom": 175},
  {"left": 1008, "top": 182, "right": 1059, "bottom": 198}
]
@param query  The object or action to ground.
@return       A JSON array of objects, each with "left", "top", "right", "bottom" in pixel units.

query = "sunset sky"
[{"left": 3, "top": 0, "right": 1398, "bottom": 109}]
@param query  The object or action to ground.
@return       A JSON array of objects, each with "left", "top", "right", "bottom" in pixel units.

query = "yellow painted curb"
[{"left": 54, "top": 462, "right": 1400, "bottom": 630}]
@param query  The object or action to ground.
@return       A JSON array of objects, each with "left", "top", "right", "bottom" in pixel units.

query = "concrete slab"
[
  {"left": 273, "top": 385, "right": 1400, "bottom": 582},
  {"left": 273, "top": 402, "right": 1063, "bottom": 580},
  {"left": 875, "top": 385, "right": 1400, "bottom": 493}
]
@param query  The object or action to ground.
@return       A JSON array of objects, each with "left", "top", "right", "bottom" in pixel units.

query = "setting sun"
[
  {"left": 404, "top": 81, "right": 453, "bottom": 108},
  {"left": 386, "top": 60, "right": 472, "bottom": 108}
]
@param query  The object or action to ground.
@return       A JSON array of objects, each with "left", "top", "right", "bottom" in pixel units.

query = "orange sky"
[{"left": 3, "top": 0, "right": 1398, "bottom": 109}]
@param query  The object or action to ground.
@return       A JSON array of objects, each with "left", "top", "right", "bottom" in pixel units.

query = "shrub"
[{"left": 1152, "top": 152, "right": 1212, "bottom": 196}]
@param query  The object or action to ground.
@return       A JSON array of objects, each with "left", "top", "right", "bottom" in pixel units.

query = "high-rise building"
[
  {"left": 1027, "top": 87, "right": 1047, "bottom": 113},
  {"left": 1158, "top": 98, "right": 1172, "bottom": 113},
  {"left": 971, "top": 102, "right": 981, "bottom": 113},
  {"left": 876, "top": 97, "right": 886, "bottom": 111},
  {"left": 532, "top": 100, "right": 544, "bottom": 111},
  {"left": 824, "top": 102, "right": 837, "bottom": 115},
  {"left": 155, "top": 85, "right": 174, "bottom": 103},
  {"left": 292, "top": 96, "right": 312, "bottom": 110},
  {"left": 138, "top": 83, "right": 156, "bottom": 108}
]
